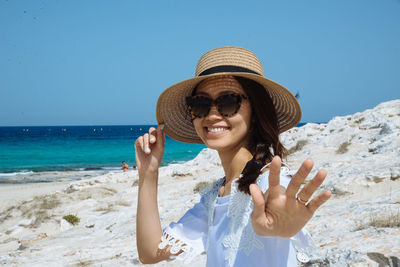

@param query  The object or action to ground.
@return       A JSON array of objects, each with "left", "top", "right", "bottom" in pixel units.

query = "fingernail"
[
  {"left": 150, "top": 137, "right": 155, "bottom": 142},
  {"left": 145, "top": 147, "right": 151, "bottom": 153}
]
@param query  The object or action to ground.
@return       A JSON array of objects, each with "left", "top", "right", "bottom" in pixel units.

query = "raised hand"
[
  {"left": 134, "top": 124, "right": 166, "bottom": 175},
  {"left": 249, "top": 156, "right": 331, "bottom": 238}
]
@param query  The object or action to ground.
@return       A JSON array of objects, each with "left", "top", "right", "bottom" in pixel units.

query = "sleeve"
[
  {"left": 290, "top": 228, "right": 314, "bottom": 263},
  {"left": 158, "top": 196, "right": 209, "bottom": 263}
]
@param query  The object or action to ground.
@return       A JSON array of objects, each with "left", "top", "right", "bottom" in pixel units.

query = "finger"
[
  {"left": 250, "top": 184, "right": 266, "bottom": 220},
  {"left": 156, "top": 124, "right": 166, "bottom": 148},
  {"left": 307, "top": 190, "right": 331, "bottom": 213},
  {"left": 149, "top": 127, "right": 157, "bottom": 144},
  {"left": 135, "top": 136, "right": 144, "bottom": 152},
  {"left": 297, "top": 169, "right": 327, "bottom": 202},
  {"left": 268, "top": 156, "right": 281, "bottom": 188},
  {"left": 286, "top": 158, "right": 314, "bottom": 197},
  {"left": 143, "top": 133, "right": 150, "bottom": 154}
]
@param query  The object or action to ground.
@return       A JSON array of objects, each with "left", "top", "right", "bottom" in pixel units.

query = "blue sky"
[{"left": 1, "top": 0, "right": 399, "bottom": 126}]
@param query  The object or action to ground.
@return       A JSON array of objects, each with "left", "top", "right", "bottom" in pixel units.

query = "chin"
[
  {"left": 202, "top": 140, "right": 229, "bottom": 151},
  {"left": 202, "top": 137, "right": 246, "bottom": 153}
]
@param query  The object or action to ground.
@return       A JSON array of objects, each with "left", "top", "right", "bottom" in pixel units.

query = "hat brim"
[{"left": 156, "top": 72, "right": 301, "bottom": 144}]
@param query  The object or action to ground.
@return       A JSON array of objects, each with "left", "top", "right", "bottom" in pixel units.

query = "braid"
[
  {"left": 238, "top": 143, "right": 270, "bottom": 194},
  {"left": 234, "top": 76, "right": 287, "bottom": 195}
]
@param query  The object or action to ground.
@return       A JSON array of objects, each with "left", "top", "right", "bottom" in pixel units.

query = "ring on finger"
[{"left": 297, "top": 196, "right": 308, "bottom": 205}]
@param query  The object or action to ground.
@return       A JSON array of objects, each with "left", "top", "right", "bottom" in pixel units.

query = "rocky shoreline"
[{"left": 281, "top": 99, "right": 400, "bottom": 266}]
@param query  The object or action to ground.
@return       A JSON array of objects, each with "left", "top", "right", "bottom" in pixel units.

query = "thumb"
[{"left": 250, "top": 184, "right": 266, "bottom": 219}]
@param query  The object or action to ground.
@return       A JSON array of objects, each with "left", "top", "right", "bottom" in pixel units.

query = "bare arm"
[
  {"left": 135, "top": 125, "right": 174, "bottom": 263},
  {"left": 137, "top": 170, "right": 172, "bottom": 263}
]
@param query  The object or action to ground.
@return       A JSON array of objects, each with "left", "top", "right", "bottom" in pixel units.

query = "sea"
[
  {"left": 0, "top": 124, "right": 307, "bottom": 185},
  {"left": 0, "top": 125, "right": 206, "bottom": 185}
]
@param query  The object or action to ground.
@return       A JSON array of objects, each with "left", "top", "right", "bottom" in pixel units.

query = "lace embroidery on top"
[
  {"left": 158, "top": 231, "right": 198, "bottom": 264},
  {"left": 200, "top": 178, "right": 225, "bottom": 251},
  {"left": 221, "top": 172, "right": 266, "bottom": 266}
]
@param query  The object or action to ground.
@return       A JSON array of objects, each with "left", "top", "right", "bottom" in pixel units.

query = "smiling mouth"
[{"left": 205, "top": 127, "right": 230, "bottom": 134}]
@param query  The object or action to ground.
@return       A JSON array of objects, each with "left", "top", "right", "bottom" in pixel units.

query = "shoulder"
[
  {"left": 199, "top": 177, "right": 224, "bottom": 196},
  {"left": 199, "top": 177, "right": 224, "bottom": 207}
]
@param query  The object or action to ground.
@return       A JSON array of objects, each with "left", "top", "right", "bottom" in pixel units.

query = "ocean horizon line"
[{"left": 0, "top": 122, "right": 318, "bottom": 128}]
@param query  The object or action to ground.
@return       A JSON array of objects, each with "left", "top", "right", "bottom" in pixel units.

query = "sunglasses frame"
[{"left": 186, "top": 93, "right": 248, "bottom": 119}]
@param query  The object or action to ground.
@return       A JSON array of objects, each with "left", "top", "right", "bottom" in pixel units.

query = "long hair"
[{"left": 234, "top": 76, "right": 287, "bottom": 194}]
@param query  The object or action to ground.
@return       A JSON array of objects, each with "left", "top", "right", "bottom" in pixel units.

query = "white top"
[{"left": 159, "top": 168, "right": 312, "bottom": 267}]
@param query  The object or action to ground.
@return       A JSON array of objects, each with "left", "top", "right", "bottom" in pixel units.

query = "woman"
[{"left": 135, "top": 46, "right": 331, "bottom": 266}]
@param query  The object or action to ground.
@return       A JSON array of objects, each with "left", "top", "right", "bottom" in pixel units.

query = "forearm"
[{"left": 136, "top": 170, "right": 168, "bottom": 263}]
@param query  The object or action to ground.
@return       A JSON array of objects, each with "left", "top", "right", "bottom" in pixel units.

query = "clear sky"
[{"left": 1, "top": 0, "right": 399, "bottom": 126}]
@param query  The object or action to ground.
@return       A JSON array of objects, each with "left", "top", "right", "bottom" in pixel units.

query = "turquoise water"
[{"left": 0, "top": 125, "right": 206, "bottom": 184}]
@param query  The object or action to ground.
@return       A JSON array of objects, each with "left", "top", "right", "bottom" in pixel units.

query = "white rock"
[
  {"left": 5, "top": 225, "right": 23, "bottom": 235},
  {"left": 0, "top": 240, "right": 20, "bottom": 253},
  {"left": 18, "top": 219, "right": 32, "bottom": 227},
  {"left": 60, "top": 218, "right": 74, "bottom": 232}
]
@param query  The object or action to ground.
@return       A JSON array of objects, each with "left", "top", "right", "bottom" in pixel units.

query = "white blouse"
[{"left": 159, "top": 168, "right": 312, "bottom": 267}]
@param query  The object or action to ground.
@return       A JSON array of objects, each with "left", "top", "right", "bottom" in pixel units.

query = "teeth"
[{"left": 207, "top": 127, "right": 227, "bottom": 133}]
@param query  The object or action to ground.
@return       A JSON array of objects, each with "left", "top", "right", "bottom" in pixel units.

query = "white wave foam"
[{"left": 0, "top": 171, "right": 34, "bottom": 177}]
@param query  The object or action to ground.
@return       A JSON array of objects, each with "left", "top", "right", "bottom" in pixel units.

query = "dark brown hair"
[{"left": 234, "top": 76, "right": 287, "bottom": 194}]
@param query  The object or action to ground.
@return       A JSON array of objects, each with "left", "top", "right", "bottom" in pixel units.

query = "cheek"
[
  {"left": 234, "top": 106, "right": 252, "bottom": 141},
  {"left": 239, "top": 104, "right": 252, "bottom": 129},
  {"left": 192, "top": 119, "right": 203, "bottom": 136},
  {"left": 230, "top": 112, "right": 251, "bottom": 137}
]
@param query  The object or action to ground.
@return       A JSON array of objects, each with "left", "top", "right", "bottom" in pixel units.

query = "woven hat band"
[{"left": 198, "top": 65, "right": 262, "bottom": 77}]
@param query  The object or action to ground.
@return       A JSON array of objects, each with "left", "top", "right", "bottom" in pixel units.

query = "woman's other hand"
[
  {"left": 250, "top": 156, "right": 331, "bottom": 238},
  {"left": 135, "top": 124, "right": 166, "bottom": 175}
]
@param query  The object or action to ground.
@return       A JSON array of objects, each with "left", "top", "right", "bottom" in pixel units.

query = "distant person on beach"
[
  {"left": 121, "top": 161, "right": 129, "bottom": 172},
  {"left": 135, "top": 47, "right": 331, "bottom": 266},
  {"left": 132, "top": 165, "right": 137, "bottom": 170}
]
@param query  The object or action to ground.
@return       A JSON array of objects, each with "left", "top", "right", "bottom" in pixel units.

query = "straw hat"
[{"left": 156, "top": 46, "right": 301, "bottom": 144}]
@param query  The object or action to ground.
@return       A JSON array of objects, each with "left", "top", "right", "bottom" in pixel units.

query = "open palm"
[{"left": 250, "top": 156, "right": 331, "bottom": 238}]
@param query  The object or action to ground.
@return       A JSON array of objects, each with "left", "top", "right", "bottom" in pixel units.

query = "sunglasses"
[{"left": 186, "top": 93, "right": 248, "bottom": 118}]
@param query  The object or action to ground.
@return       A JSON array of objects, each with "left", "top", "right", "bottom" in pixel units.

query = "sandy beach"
[
  {"left": 0, "top": 149, "right": 223, "bottom": 266},
  {"left": 0, "top": 182, "right": 71, "bottom": 208},
  {"left": 1, "top": 99, "right": 399, "bottom": 266}
]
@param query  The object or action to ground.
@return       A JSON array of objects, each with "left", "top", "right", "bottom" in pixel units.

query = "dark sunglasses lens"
[
  {"left": 216, "top": 95, "right": 240, "bottom": 116},
  {"left": 190, "top": 97, "right": 211, "bottom": 117}
]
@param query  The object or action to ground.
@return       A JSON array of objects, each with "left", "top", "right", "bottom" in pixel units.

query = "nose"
[{"left": 205, "top": 104, "right": 222, "bottom": 120}]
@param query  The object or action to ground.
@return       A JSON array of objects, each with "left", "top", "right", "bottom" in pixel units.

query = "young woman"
[{"left": 135, "top": 46, "right": 331, "bottom": 266}]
